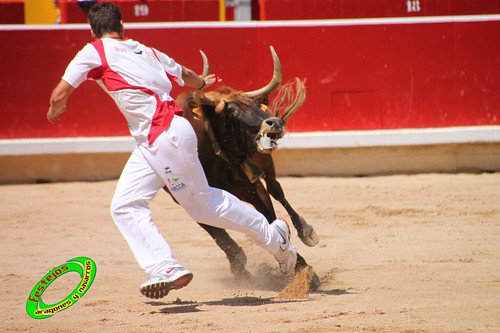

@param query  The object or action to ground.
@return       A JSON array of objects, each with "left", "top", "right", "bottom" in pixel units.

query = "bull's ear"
[
  {"left": 215, "top": 100, "right": 227, "bottom": 113},
  {"left": 194, "top": 89, "right": 215, "bottom": 106},
  {"left": 192, "top": 107, "right": 203, "bottom": 120},
  {"left": 260, "top": 104, "right": 269, "bottom": 113},
  {"left": 187, "top": 95, "right": 198, "bottom": 110},
  {"left": 257, "top": 95, "right": 270, "bottom": 107}
]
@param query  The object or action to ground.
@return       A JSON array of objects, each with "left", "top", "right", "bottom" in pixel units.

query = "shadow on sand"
[{"left": 146, "top": 287, "right": 354, "bottom": 314}]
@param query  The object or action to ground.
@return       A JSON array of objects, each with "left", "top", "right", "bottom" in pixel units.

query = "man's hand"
[
  {"left": 201, "top": 74, "right": 221, "bottom": 90},
  {"left": 181, "top": 66, "right": 221, "bottom": 91},
  {"left": 47, "top": 105, "right": 66, "bottom": 124}
]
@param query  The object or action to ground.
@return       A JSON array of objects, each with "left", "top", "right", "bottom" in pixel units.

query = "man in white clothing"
[{"left": 47, "top": 2, "right": 297, "bottom": 299}]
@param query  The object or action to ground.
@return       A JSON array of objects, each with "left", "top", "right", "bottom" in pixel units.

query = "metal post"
[
  {"left": 219, "top": 0, "right": 226, "bottom": 21},
  {"left": 234, "top": 0, "right": 251, "bottom": 21}
]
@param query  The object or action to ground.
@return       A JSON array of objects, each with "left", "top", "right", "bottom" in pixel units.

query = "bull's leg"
[
  {"left": 247, "top": 179, "right": 320, "bottom": 290},
  {"left": 163, "top": 186, "right": 251, "bottom": 279},
  {"left": 262, "top": 175, "right": 319, "bottom": 247},
  {"left": 250, "top": 155, "right": 319, "bottom": 247},
  {"left": 198, "top": 223, "right": 252, "bottom": 280}
]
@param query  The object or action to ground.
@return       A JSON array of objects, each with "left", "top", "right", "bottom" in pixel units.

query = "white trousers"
[{"left": 110, "top": 116, "right": 282, "bottom": 276}]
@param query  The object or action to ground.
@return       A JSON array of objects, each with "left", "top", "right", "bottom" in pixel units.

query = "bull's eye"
[{"left": 227, "top": 107, "right": 238, "bottom": 117}]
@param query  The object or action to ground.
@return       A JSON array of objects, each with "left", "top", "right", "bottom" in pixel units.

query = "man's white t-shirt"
[{"left": 62, "top": 37, "right": 185, "bottom": 146}]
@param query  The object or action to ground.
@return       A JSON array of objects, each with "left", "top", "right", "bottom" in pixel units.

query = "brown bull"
[{"left": 172, "top": 46, "right": 320, "bottom": 288}]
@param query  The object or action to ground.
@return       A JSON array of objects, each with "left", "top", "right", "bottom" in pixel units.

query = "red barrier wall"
[
  {"left": 259, "top": 0, "right": 500, "bottom": 20},
  {"left": 58, "top": 0, "right": 221, "bottom": 24},
  {"left": 0, "top": 0, "right": 24, "bottom": 24},
  {"left": 1, "top": 17, "right": 499, "bottom": 139},
  {"left": 56, "top": 0, "right": 500, "bottom": 23}
]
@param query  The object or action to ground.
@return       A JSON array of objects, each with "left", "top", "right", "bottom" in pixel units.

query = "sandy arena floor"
[{"left": 1, "top": 173, "right": 499, "bottom": 332}]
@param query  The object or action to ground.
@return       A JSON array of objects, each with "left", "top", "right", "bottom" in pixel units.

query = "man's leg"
[
  {"left": 110, "top": 147, "right": 181, "bottom": 276},
  {"left": 141, "top": 116, "right": 297, "bottom": 273},
  {"left": 111, "top": 147, "right": 194, "bottom": 299}
]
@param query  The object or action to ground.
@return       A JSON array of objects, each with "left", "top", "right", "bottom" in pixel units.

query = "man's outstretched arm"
[{"left": 47, "top": 80, "right": 75, "bottom": 124}]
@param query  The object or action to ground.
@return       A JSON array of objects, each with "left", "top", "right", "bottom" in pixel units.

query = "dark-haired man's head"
[{"left": 88, "top": 2, "right": 123, "bottom": 39}]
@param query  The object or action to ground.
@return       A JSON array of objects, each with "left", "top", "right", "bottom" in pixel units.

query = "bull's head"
[{"left": 193, "top": 46, "right": 306, "bottom": 158}]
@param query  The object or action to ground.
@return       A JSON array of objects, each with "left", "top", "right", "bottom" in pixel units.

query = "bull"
[{"left": 171, "top": 46, "right": 320, "bottom": 288}]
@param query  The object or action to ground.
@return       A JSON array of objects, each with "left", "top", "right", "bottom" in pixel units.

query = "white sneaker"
[
  {"left": 271, "top": 218, "right": 297, "bottom": 274},
  {"left": 140, "top": 267, "right": 193, "bottom": 299}
]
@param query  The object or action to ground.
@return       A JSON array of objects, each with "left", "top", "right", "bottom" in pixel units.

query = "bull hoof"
[
  {"left": 234, "top": 268, "right": 252, "bottom": 282},
  {"left": 299, "top": 225, "right": 319, "bottom": 247},
  {"left": 288, "top": 265, "right": 321, "bottom": 293},
  {"left": 309, "top": 272, "right": 321, "bottom": 291},
  {"left": 228, "top": 248, "right": 249, "bottom": 280}
]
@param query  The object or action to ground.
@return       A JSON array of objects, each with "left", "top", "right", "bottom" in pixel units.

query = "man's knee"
[
  {"left": 110, "top": 196, "right": 148, "bottom": 223},
  {"left": 178, "top": 189, "right": 222, "bottom": 223},
  {"left": 110, "top": 197, "right": 124, "bottom": 222}
]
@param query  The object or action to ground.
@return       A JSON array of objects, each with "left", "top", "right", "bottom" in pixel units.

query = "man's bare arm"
[
  {"left": 181, "top": 66, "right": 219, "bottom": 91},
  {"left": 47, "top": 80, "right": 75, "bottom": 124}
]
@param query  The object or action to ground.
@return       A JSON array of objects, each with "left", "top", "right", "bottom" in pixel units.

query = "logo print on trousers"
[{"left": 168, "top": 178, "right": 186, "bottom": 192}]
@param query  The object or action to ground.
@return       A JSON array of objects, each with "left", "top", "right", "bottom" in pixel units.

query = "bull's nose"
[{"left": 265, "top": 117, "right": 282, "bottom": 129}]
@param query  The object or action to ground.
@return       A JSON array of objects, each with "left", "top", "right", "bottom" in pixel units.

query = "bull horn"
[
  {"left": 200, "top": 50, "right": 210, "bottom": 78},
  {"left": 194, "top": 50, "right": 218, "bottom": 106},
  {"left": 244, "top": 46, "right": 282, "bottom": 98}
]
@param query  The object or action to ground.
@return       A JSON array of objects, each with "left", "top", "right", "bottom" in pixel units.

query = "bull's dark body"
[{"left": 170, "top": 90, "right": 316, "bottom": 282}]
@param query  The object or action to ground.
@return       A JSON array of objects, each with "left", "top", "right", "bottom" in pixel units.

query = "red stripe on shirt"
[{"left": 91, "top": 40, "right": 178, "bottom": 145}]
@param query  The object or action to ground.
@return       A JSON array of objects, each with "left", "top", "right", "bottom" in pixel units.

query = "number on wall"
[
  {"left": 407, "top": 0, "right": 421, "bottom": 13},
  {"left": 134, "top": 4, "right": 149, "bottom": 17}
]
